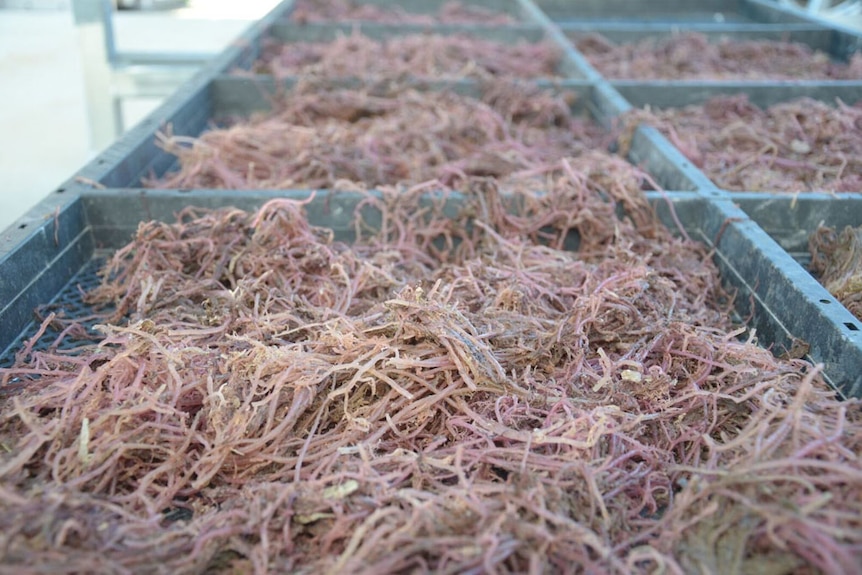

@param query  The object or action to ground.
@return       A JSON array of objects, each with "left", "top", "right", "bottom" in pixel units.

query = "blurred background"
[{"left": 0, "top": 0, "right": 281, "bottom": 232}]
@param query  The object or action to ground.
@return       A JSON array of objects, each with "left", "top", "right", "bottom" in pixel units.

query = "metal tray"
[
  {"left": 4, "top": 188, "right": 861, "bottom": 398},
  {"left": 605, "top": 83, "right": 862, "bottom": 201},
  {"left": 3, "top": 0, "right": 862, "bottom": 400},
  {"left": 68, "top": 77, "right": 698, "bottom": 191},
  {"left": 0, "top": 190, "right": 862, "bottom": 396}
]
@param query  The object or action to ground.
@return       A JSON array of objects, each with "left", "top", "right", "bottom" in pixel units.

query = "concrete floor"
[{"left": 0, "top": 0, "right": 281, "bottom": 233}]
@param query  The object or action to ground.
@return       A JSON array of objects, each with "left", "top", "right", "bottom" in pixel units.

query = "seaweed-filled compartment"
[
  {"left": 243, "top": 30, "right": 564, "bottom": 80},
  {"left": 618, "top": 94, "right": 862, "bottom": 193},
  {"left": 144, "top": 82, "right": 611, "bottom": 191},
  {"left": 289, "top": 0, "right": 523, "bottom": 24},
  {"left": 570, "top": 31, "right": 862, "bottom": 80},
  {"left": 4, "top": 153, "right": 861, "bottom": 572}
]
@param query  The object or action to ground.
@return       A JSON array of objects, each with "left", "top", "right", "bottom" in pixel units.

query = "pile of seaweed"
[{"left": 2, "top": 155, "right": 860, "bottom": 573}]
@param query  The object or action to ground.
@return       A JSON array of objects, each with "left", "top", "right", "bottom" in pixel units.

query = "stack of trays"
[{"left": 3, "top": 0, "right": 859, "bottom": 395}]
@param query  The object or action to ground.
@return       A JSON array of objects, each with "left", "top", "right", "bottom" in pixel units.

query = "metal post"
[{"left": 71, "top": 0, "right": 119, "bottom": 150}]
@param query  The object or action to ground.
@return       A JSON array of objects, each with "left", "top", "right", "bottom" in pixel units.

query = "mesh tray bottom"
[{"left": 1, "top": 257, "right": 109, "bottom": 369}]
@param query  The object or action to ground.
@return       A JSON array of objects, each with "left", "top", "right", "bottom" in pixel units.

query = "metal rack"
[{"left": 71, "top": 0, "right": 209, "bottom": 147}]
